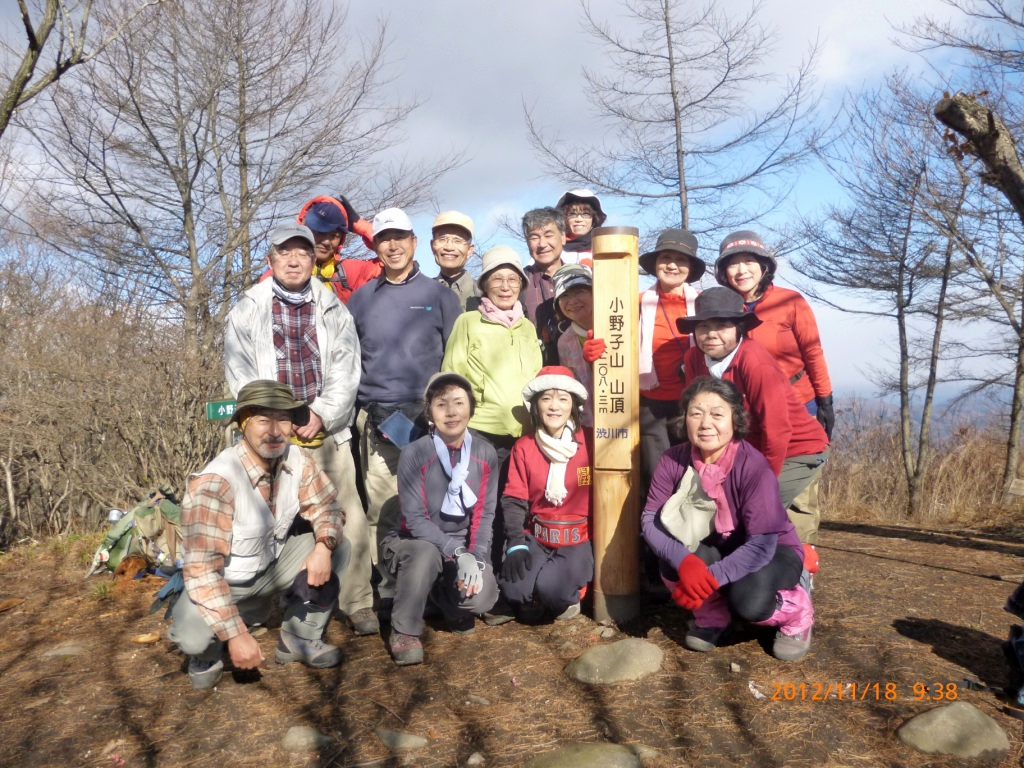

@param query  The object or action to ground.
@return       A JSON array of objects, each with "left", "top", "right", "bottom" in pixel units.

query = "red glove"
[
  {"left": 672, "top": 590, "right": 704, "bottom": 611},
  {"left": 802, "top": 543, "right": 820, "bottom": 574},
  {"left": 672, "top": 554, "right": 719, "bottom": 607},
  {"left": 582, "top": 330, "right": 606, "bottom": 363}
]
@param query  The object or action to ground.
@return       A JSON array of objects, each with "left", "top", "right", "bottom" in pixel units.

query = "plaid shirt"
[
  {"left": 272, "top": 296, "right": 322, "bottom": 402},
  {"left": 521, "top": 264, "right": 562, "bottom": 366},
  {"left": 181, "top": 442, "right": 342, "bottom": 641}
]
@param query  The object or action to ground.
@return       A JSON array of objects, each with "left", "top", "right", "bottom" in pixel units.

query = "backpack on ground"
[{"left": 85, "top": 484, "right": 183, "bottom": 578}]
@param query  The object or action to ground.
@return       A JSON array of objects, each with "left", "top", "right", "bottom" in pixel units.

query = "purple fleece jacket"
[{"left": 641, "top": 440, "right": 803, "bottom": 585}]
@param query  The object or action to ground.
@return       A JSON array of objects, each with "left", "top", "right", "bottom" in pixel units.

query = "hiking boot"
[
  {"left": 555, "top": 602, "right": 581, "bottom": 621},
  {"left": 389, "top": 631, "right": 424, "bottom": 666},
  {"left": 752, "top": 585, "right": 814, "bottom": 662},
  {"left": 275, "top": 631, "right": 342, "bottom": 668},
  {"left": 187, "top": 657, "right": 224, "bottom": 690},
  {"left": 447, "top": 612, "right": 476, "bottom": 635},
  {"left": 773, "top": 625, "right": 812, "bottom": 662},
  {"left": 346, "top": 607, "right": 380, "bottom": 636},
  {"left": 684, "top": 625, "right": 727, "bottom": 653}
]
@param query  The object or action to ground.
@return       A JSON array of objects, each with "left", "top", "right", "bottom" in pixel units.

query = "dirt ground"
[{"left": 3, "top": 521, "right": 1024, "bottom": 768}]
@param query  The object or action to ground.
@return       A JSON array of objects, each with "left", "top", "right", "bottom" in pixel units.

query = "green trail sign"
[{"left": 205, "top": 399, "right": 237, "bottom": 421}]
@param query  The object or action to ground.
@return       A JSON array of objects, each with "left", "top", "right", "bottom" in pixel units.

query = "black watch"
[{"left": 316, "top": 535, "right": 338, "bottom": 551}]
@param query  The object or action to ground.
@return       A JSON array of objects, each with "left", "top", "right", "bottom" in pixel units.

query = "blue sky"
[
  {"left": 332, "top": 0, "right": 964, "bottom": 397},
  {"left": 0, "top": 0, "right": 966, "bottom": 397}
]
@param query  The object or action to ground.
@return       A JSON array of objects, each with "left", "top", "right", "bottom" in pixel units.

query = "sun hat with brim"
[
  {"left": 477, "top": 245, "right": 527, "bottom": 292},
  {"left": 639, "top": 228, "right": 705, "bottom": 282},
  {"left": 675, "top": 286, "right": 762, "bottom": 335},
  {"left": 552, "top": 263, "right": 593, "bottom": 302},
  {"left": 714, "top": 229, "right": 777, "bottom": 286},
  {"left": 522, "top": 365, "right": 588, "bottom": 408},
  {"left": 232, "top": 380, "right": 310, "bottom": 427},
  {"left": 555, "top": 189, "right": 608, "bottom": 226}
]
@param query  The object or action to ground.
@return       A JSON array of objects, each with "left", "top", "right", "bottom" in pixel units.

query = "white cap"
[{"left": 372, "top": 207, "right": 414, "bottom": 237}]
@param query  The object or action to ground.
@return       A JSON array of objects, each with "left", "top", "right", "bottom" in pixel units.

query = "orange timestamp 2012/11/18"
[{"left": 769, "top": 681, "right": 960, "bottom": 702}]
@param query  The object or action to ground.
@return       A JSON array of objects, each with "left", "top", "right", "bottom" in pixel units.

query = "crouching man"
[{"left": 169, "top": 381, "right": 350, "bottom": 689}]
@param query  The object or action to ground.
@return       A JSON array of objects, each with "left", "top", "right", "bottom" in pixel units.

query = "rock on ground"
[
  {"left": 42, "top": 642, "right": 89, "bottom": 657},
  {"left": 897, "top": 701, "right": 1009, "bottom": 759},
  {"left": 564, "top": 638, "right": 664, "bottom": 685},
  {"left": 524, "top": 742, "right": 641, "bottom": 768},
  {"left": 281, "top": 726, "right": 331, "bottom": 752},
  {"left": 374, "top": 726, "right": 429, "bottom": 751}
]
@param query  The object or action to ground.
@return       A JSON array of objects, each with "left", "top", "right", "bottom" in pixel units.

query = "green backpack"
[{"left": 85, "top": 484, "right": 183, "bottom": 577}]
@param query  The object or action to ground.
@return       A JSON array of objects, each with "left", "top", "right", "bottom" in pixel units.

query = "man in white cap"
[
  {"left": 346, "top": 207, "right": 462, "bottom": 615},
  {"left": 431, "top": 210, "right": 481, "bottom": 311},
  {"left": 224, "top": 223, "right": 377, "bottom": 637}
]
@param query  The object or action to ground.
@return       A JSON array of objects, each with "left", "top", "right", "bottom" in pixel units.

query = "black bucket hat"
[
  {"left": 639, "top": 228, "right": 705, "bottom": 282},
  {"left": 675, "top": 286, "right": 762, "bottom": 335},
  {"left": 232, "top": 380, "right": 310, "bottom": 427}
]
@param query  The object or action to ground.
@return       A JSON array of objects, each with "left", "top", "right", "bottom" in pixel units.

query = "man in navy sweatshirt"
[{"left": 346, "top": 207, "right": 462, "bottom": 612}]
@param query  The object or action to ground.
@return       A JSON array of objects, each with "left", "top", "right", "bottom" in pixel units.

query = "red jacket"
[
  {"left": 258, "top": 196, "right": 382, "bottom": 303},
  {"left": 684, "top": 338, "right": 829, "bottom": 475},
  {"left": 745, "top": 285, "right": 831, "bottom": 403}
]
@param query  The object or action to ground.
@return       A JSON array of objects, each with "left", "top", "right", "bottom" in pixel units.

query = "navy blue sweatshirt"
[{"left": 347, "top": 265, "right": 462, "bottom": 407}]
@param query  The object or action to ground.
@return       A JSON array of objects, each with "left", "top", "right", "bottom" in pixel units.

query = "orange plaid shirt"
[{"left": 181, "top": 442, "right": 343, "bottom": 640}]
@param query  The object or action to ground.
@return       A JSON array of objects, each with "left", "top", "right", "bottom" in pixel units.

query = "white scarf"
[
  {"left": 639, "top": 285, "right": 697, "bottom": 390},
  {"left": 535, "top": 422, "right": 578, "bottom": 506},
  {"left": 707, "top": 337, "right": 742, "bottom": 379},
  {"left": 432, "top": 431, "right": 477, "bottom": 519}
]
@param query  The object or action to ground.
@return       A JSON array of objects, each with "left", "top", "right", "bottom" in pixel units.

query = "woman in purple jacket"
[{"left": 642, "top": 376, "right": 814, "bottom": 661}]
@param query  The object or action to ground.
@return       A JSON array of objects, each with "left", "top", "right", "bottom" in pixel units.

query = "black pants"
[
  {"left": 664, "top": 542, "right": 803, "bottom": 623},
  {"left": 475, "top": 430, "right": 518, "bottom": 572}
]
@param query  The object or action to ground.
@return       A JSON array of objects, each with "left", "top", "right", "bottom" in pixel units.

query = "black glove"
[
  {"left": 815, "top": 394, "right": 834, "bottom": 440},
  {"left": 501, "top": 547, "right": 532, "bottom": 583},
  {"left": 334, "top": 193, "right": 362, "bottom": 231}
]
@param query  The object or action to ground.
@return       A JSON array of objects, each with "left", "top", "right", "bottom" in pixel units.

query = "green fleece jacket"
[{"left": 441, "top": 310, "right": 544, "bottom": 438}]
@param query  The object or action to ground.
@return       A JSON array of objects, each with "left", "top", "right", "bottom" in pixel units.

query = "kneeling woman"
[
  {"left": 498, "top": 367, "right": 593, "bottom": 621},
  {"left": 382, "top": 373, "right": 500, "bottom": 666},
  {"left": 642, "top": 376, "right": 813, "bottom": 661}
]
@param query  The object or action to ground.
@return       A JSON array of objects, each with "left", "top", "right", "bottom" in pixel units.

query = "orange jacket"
[{"left": 745, "top": 284, "right": 832, "bottom": 403}]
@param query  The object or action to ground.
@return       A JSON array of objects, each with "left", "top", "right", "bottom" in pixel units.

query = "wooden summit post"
[{"left": 590, "top": 226, "right": 641, "bottom": 624}]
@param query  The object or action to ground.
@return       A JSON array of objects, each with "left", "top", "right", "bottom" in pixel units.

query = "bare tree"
[
  {"left": 527, "top": 0, "right": 822, "bottom": 234},
  {"left": 20, "top": 0, "right": 457, "bottom": 364},
  {"left": 0, "top": 0, "right": 162, "bottom": 144},
  {"left": 790, "top": 74, "right": 976, "bottom": 517},
  {"left": 900, "top": 0, "right": 1024, "bottom": 502}
]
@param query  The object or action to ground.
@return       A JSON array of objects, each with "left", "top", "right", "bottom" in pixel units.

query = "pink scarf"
[
  {"left": 690, "top": 440, "right": 740, "bottom": 538},
  {"left": 478, "top": 296, "right": 524, "bottom": 328}
]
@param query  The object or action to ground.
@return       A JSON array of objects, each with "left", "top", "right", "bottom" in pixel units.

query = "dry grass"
[{"left": 824, "top": 397, "right": 1017, "bottom": 527}]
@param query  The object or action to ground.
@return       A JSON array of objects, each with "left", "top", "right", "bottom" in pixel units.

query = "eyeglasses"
[
  {"left": 488, "top": 276, "right": 521, "bottom": 288},
  {"left": 275, "top": 245, "right": 314, "bottom": 258},
  {"left": 434, "top": 235, "right": 469, "bottom": 247},
  {"left": 564, "top": 209, "right": 594, "bottom": 220}
]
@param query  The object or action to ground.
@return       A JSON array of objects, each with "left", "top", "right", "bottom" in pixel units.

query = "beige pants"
[
  {"left": 787, "top": 474, "right": 822, "bottom": 545},
  {"left": 355, "top": 409, "right": 403, "bottom": 599},
  {"left": 307, "top": 433, "right": 373, "bottom": 615}
]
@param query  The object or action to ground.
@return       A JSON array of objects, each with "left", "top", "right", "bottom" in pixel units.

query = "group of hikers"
[{"left": 169, "top": 189, "right": 835, "bottom": 689}]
